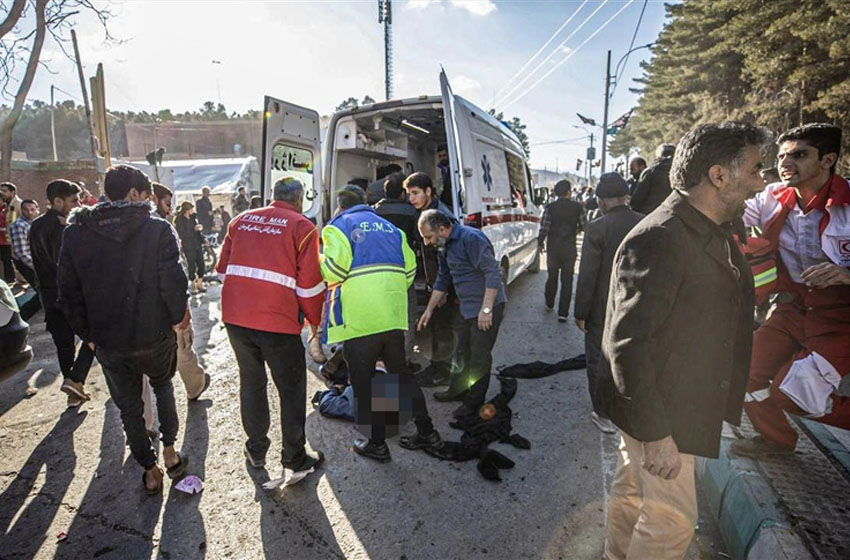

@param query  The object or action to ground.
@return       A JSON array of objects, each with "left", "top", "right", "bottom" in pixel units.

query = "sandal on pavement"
[
  {"left": 143, "top": 466, "right": 163, "bottom": 496},
  {"left": 166, "top": 452, "right": 189, "bottom": 480}
]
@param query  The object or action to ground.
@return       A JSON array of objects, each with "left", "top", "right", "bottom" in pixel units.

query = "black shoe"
[
  {"left": 728, "top": 435, "right": 795, "bottom": 458},
  {"left": 399, "top": 430, "right": 442, "bottom": 451},
  {"left": 353, "top": 439, "right": 391, "bottom": 463},
  {"left": 434, "top": 388, "right": 468, "bottom": 402},
  {"left": 407, "top": 361, "right": 422, "bottom": 374},
  {"left": 244, "top": 444, "right": 267, "bottom": 468},
  {"left": 293, "top": 450, "right": 325, "bottom": 472},
  {"left": 415, "top": 369, "right": 450, "bottom": 388},
  {"left": 452, "top": 404, "right": 477, "bottom": 419}
]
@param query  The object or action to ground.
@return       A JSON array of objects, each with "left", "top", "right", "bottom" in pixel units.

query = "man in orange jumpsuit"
[{"left": 732, "top": 123, "right": 850, "bottom": 457}]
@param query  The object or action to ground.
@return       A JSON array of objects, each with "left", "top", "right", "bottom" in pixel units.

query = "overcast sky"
[{"left": 18, "top": 0, "right": 667, "bottom": 171}]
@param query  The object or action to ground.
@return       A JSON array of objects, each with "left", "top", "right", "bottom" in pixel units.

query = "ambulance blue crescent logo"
[{"left": 482, "top": 155, "right": 493, "bottom": 192}]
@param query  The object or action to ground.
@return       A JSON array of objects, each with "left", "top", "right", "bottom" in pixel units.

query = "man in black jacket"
[
  {"left": 58, "top": 165, "right": 191, "bottom": 495},
  {"left": 630, "top": 143, "right": 675, "bottom": 215},
  {"left": 538, "top": 179, "right": 583, "bottom": 322},
  {"left": 196, "top": 186, "right": 214, "bottom": 234},
  {"left": 174, "top": 201, "right": 206, "bottom": 294},
  {"left": 600, "top": 123, "right": 769, "bottom": 560},
  {"left": 29, "top": 180, "right": 95, "bottom": 408},
  {"left": 573, "top": 173, "right": 643, "bottom": 435}
]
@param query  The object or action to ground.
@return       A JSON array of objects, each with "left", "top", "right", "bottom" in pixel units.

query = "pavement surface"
[{"left": 0, "top": 260, "right": 727, "bottom": 559}]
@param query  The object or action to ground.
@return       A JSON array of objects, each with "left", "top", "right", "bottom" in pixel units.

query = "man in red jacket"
[{"left": 217, "top": 177, "right": 326, "bottom": 487}]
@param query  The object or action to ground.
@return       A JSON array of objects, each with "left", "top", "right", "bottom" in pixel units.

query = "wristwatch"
[{"left": 481, "top": 307, "right": 492, "bottom": 314}]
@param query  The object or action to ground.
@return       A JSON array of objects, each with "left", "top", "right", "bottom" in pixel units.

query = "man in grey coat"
[
  {"left": 573, "top": 173, "right": 643, "bottom": 434},
  {"left": 600, "top": 123, "right": 770, "bottom": 560}
]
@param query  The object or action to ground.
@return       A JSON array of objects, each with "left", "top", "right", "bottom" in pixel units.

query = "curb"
[{"left": 696, "top": 438, "right": 813, "bottom": 560}]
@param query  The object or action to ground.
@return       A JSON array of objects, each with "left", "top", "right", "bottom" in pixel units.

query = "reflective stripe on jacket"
[{"left": 320, "top": 204, "right": 416, "bottom": 344}]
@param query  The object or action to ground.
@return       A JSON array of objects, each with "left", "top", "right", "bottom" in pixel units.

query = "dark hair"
[
  {"left": 656, "top": 144, "right": 676, "bottom": 159},
  {"left": 760, "top": 167, "right": 780, "bottom": 182},
  {"left": 777, "top": 123, "right": 842, "bottom": 173},
  {"left": 418, "top": 208, "right": 452, "bottom": 231},
  {"left": 349, "top": 177, "right": 369, "bottom": 190},
  {"left": 152, "top": 182, "right": 173, "bottom": 200},
  {"left": 273, "top": 177, "right": 304, "bottom": 204},
  {"left": 403, "top": 172, "right": 435, "bottom": 196},
  {"left": 250, "top": 195, "right": 263, "bottom": 209},
  {"left": 384, "top": 171, "right": 406, "bottom": 199},
  {"left": 670, "top": 122, "right": 772, "bottom": 192},
  {"left": 104, "top": 164, "right": 151, "bottom": 201},
  {"left": 238, "top": 185, "right": 246, "bottom": 192},
  {"left": 437, "top": 144, "right": 448, "bottom": 152},
  {"left": 21, "top": 198, "right": 38, "bottom": 207},
  {"left": 337, "top": 184, "right": 366, "bottom": 210},
  {"left": 0, "top": 182, "right": 16, "bottom": 192},
  {"left": 630, "top": 156, "right": 647, "bottom": 167},
  {"left": 554, "top": 180, "right": 571, "bottom": 197},
  {"left": 378, "top": 163, "right": 402, "bottom": 180},
  {"left": 46, "top": 179, "right": 81, "bottom": 204}
]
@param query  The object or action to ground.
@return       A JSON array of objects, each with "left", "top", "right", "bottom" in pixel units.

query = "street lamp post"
[{"left": 573, "top": 125, "right": 594, "bottom": 188}]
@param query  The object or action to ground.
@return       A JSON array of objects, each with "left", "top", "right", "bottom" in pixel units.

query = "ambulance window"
[
  {"left": 505, "top": 151, "right": 528, "bottom": 209},
  {"left": 270, "top": 143, "right": 317, "bottom": 213}
]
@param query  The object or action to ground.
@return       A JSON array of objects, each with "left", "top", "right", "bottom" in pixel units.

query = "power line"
[
  {"left": 500, "top": 0, "right": 636, "bottom": 111},
  {"left": 492, "top": 0, "right": 588, "bottom": 103},
  {"left": 530, "top": 135, "right": 588, "bottom": 146},
  {"left": 611, "top": 0, "right": 648, "bottom": 97},
  {"left": 494, "top": 0, "right": 610, "bottom": 108}
]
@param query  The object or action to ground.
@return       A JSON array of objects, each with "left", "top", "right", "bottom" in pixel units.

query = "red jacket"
[{"left": 216, "top": 200, "right": 325, "bottom": 334}]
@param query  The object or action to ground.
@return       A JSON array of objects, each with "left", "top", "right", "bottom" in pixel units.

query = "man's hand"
[
  {"left": 574, "top": 318, "right": 587, "bottom": 333},
  {"left": 417, "top": 308, "right": 434, "bottom": 331},
  {"left": 642, "top": 436, "right": 682, "bottom": 480},
  {"left": 478, "top": 309, "right": 493, "bottom": 331},
  {"left": 173, "top": 308, "right": 191, "bottom": 331},
  {"left": 538, "top": 243, "right": 546, "bottom": 254},
  {"left": 87, "top": 342, "right": 95, "bottom": 351},
  {"left": 801, "top": 262, "right": 850, "bottom": 288},
  {"left": 435, "top": 291, "right": 448, "bottom": 308}
]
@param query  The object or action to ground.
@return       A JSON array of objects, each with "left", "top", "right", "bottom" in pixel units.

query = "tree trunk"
[
  {"left": 0, "top": 0, "right": 26, "bottom": 41},
  {"left": 0, "top": 0, "right": 47, "bottom": 182}
]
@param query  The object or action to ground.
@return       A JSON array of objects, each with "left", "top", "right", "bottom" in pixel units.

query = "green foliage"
[
  {"left": 334, "top": 96, "right": 377, "bottom": 112},
  {"left": 488, "top": 108, "right": 531, "bottom": 158},
  {"left": 611, "top": 0, "right": 850, "bottom": 172}
]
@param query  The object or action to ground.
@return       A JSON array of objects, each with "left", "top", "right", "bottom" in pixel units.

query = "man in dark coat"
[
  {"left": 58, "top": 164, "right": 190, "bottom": 495},
  {"left": 538, "top": 179, "right": 583, "bottom": 321},
  {"left": 573, "top": 173, "right": 643, "bottom": 435},
  {"left": 600, "top": 123, "right": 770, "bottom": 560},
  {"left": 195, "top": 186, "right": 214, "bottom": 234},
  {"left": 630, "top": 143, "right": 675, "bottom": 215}
]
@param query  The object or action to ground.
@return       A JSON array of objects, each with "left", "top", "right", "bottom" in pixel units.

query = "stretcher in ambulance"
[{"left": 261, "top": 70, "right": 542, "bottom": 286}]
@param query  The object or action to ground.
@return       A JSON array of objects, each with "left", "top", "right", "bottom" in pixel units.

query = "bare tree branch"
[{"left": 0, "top": 0, "right": 27, "bottom": 41}]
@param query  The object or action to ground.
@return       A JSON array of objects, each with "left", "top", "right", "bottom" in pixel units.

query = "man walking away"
[
  {"left": 418, "top": 209, "right": 507, "bottom": 419},
  {"left": 196, "top": 186, "right": 214, "bottom": 235},
  {"left": 627, "top": 157, "right": 647, "bottom": 195},
  {"left": 175, "top": 201, "right": 207, "bottom": 294},
  {"left": 321, "top": 185, "right": 440, "bottom": 463},
  {"left": 630, "top": 143, "right": 675, "bottom": 215},
  {"left": 574, "top": 173, "right": 643, "bottom": 434},
  {"left": 601, "top": 123, "right": 769, "bottom": 559},
  {"left": 58, "top": 165, "right": 192, "bottom": 495},
  {"left": 9, "top": 199, "right": 41, "bottom": 320},
  {"left": 218, "top": 205, "right": 231, "bottom": 244},
  {"left": 233, "top": 185, "right": 250, "bottom": 215},
  {"left": 732, "top": 124, "right": 850, "bottom": 458},
  {"left": 374, "top": 172, "right": 420, "bottom": 363},
  {"left": 217, "top": 177, "right": 325, "bottom": 485},
  {"left": 30, "top": 180, "right": 95, "bottom": 407},
  {"left": 0, "top": 182, "right": 21, "bottom": 283},
  {"left": 538, "top": 179, "right": 583, "bottom": 322}
]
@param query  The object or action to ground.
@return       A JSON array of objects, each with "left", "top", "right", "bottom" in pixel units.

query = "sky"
[{"left": 15, "top": 0, "right": 669, "bottom": 172}]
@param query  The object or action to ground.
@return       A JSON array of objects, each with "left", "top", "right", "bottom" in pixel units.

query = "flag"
[
  {"left": 577, "top": 113, "right": 597, "bottom": 126},
  {"left": 610, "top": 109, "right": 633, "bottom": 130}
]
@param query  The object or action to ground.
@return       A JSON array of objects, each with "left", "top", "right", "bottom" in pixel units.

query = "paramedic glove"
[
  {"left": 800, "top": 262, "right": 850, "bottom": 288},
  {"left": 642, "top": 435, "right": 682, "bottom": 480}
]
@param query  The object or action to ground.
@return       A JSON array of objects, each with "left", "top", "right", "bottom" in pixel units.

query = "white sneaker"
[
  {"left": 262, "top": 467, "right": 315, "bottom": 490},
  {"left": 591, "top": 412, "right": 618, "bottom": 434}
]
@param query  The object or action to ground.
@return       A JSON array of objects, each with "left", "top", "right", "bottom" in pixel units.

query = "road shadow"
[
  {"left": 53, "top": 400, "right": 162, "bottom": 559},
  {"left": 0, "top": 408, "right": 87, "bottom": 559}
]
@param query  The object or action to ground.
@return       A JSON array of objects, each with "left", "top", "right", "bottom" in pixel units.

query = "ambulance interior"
[{"left": 328, "top": 104, "right": 459, "bottom": 216}]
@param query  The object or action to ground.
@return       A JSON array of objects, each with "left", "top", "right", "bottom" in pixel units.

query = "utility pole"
[
  {"left": 71, "top": 30, "right": 101, "bottom": 186},
  {"left": 586, "top": 132, "right": 595, "bottom": 187},
  {"left": 601, "top": 49, "right": 611, "bottom": 174},
  {"left": 50, "top": 85, "right": 57, "bottom": 161},
  {"left": 378, "top": 0, "right": 393, "bottom": 101}
]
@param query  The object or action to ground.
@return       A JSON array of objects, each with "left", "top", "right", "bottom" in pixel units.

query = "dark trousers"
[
  {"left": 44, "top": 305, "right": 95, "bottom": 383},
  {"left": 430, "top": 295, "right": 460, "bottom": 378},
  {"left": 344, "top": 329, "right": 434, "bottom": 445},
  {"left": 545, "top": 247, "right": 576, "bottom": 316},
  {"left": 225, "top": 323, "right": 307, "bottom": 469},
  {"left": 455, "top": 303, "right": 504, "bottom": 409},
  {"left": 13, "top": 259, "right": 41, "bottom": 321},
  {"left": 184, "top": 247, "right": 205, "bottom": 281},
  {"left": 0, "top": 245, "right": 13, "bottom": 282},
  {"left": 584, "top": 320, "right": 606, "bottom": 416},
  {"left": 97, "top": 332, "right": 179, "bottom": 469}
]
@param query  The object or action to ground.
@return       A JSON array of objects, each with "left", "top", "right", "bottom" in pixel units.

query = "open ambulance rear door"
[
  {"left": 261, "top": 96, "right": 323, "bottom": 222},
  {"left": 439, "top": 69, "right": 467, "bottom": 218}
]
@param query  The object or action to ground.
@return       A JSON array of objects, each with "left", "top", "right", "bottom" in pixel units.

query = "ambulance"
[{"left": 261, "top": 70, "right": 542, "bottom": 285}]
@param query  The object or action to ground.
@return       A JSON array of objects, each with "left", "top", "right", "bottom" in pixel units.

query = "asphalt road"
[{"left": 0, "top": 260, "right": 726, "bottom": 559}]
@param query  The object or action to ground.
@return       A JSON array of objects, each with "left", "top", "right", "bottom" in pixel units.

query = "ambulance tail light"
[{"left": 465, "top": 212, "right": 483, "bottom": 228}]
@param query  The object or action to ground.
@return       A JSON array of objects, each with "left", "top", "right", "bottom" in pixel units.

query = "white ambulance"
[{"left": 261, "top": 70, "right": 542, "bottom": 285}]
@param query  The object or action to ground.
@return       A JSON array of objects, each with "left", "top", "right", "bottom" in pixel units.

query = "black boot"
[
  {"left": 399, "top": 430, "right": 442, "bottom": 451},
  {"left": 433, "top": 387, "right": 468, "bottom": 402},
  {"left": 353, "top": 439, "right": 391, "bottom": 463}
]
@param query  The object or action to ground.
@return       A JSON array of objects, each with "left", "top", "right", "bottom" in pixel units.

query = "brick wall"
[{"left": 8, "top": 161, "right": 99, "bottom": 204}]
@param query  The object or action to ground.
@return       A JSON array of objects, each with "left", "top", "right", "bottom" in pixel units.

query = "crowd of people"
[{"left": 1, "top": 119, "right": 848, "bottom": 559}]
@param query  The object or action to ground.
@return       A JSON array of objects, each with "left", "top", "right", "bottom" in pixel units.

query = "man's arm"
[
  {"left": 537, "top": 206, "right": 550, "bottom": 250},
  {"left": 629, "top": 167, "right": 652, "bottom": 212},
  {"left": 574, "top": 225, "right": 603, "bottom": 330},
  {"left": 295, "top": 224, "right": 326, "bottom": 326},
  {"left": 742, "top": 190, "right": 765, "bottom": 229},
  {"left": 400, "top": 230, "right": 417, "bottom": 288},
  {"left": 468, "top": 233, "right": 502, "bottom": 331},
  {"left": 156, "top": 224, "right": 190, "bottom": 326},
  {"left": 320, "top": 224, "right": 352, "bottom": 284},
  {"left": 57, "top": 228, "right": 89, "bottom": 340},
  {"left": 215, "top": 218, "right": 233, "bottom": 277}
]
